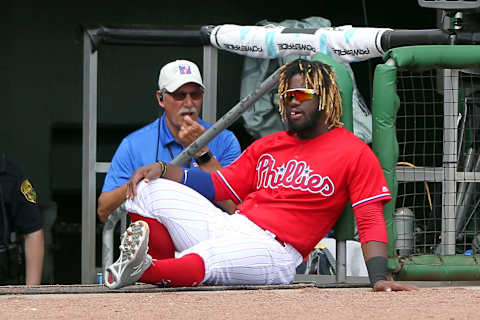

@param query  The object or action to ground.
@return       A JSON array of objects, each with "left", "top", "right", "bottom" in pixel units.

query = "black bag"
[{"left": 296, "top": 245, "right": 336, "bottom": 275}]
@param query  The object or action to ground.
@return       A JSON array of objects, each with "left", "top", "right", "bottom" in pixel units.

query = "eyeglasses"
[
  {"left": 281, "top": 88, "right": 317, "bottom": 104},
  {"left": 167, "top": 90, "right": 204, "bottom": 101}
]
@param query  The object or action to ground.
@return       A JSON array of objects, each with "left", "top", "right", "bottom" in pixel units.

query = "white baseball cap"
[{"left": 158, "top": 59, "right": 205, "bottom": 92}]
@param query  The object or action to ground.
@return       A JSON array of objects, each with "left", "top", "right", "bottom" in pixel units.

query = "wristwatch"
[{"left": 195, "top": 151, "right": 213, "bottom": 165}]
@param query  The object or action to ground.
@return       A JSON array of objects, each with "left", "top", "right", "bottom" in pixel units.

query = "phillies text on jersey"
[{"left": 256, "top": 154, "right": 335, "bottom": 196}]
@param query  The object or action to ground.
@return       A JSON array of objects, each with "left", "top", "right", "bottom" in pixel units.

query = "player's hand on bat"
[
  {"left": 177, "top": 115, "right": 205, "bottom": 147},
  {"left": 373, "top": 280, "right": 418, "bottom": 292},
  {"left": 126, "top": 163, "right": 163, "bottom": 200}
]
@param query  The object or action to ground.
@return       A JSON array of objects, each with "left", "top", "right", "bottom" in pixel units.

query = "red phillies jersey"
[{"left": 212, "top": 128, "right": 391, "bottom": 257}]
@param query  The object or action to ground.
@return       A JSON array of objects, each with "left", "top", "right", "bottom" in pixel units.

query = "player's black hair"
[{"left": 277, "top": 59, "right": 343, "bottom": 129}]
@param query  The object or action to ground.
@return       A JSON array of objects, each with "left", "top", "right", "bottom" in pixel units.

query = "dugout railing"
[
  {"left": 372, "top": 45, "right": 480, "bottom": 281},
  {"left": 82, "top": 24, "right": 478, "bottom": 284}
]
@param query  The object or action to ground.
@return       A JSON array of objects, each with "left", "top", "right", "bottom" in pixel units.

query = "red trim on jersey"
[
  {"left": 212, "top": 170, "right": 242, "bottom": 204},
  {"left": 353, "top": 201, "right": 388, "bottom": 244},
  {"left": 352, "top": 193, "right": 391, "bottom": 207}
]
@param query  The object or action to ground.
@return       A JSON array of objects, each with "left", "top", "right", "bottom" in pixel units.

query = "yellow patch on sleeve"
[{"left": 20, "top": 179, "right": 37, "bottom": 204}]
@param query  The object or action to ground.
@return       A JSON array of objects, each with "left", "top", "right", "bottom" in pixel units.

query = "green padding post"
[
  {"left": 371, "top": 64, "right": 399, "bottom": 259},
  {"left": 384, "top": 45, "right": 480, "bottom": 69},
  {"left": 311, "top": 53, "right": 354, "bottom": 241}
]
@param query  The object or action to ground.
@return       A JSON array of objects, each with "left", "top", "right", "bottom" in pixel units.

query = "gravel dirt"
[{"left": 1, "top": 284, "right": 480, "bottom": 319}]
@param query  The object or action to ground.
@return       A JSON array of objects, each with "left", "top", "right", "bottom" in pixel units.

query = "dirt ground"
[{"left": 1, "top": 284, "right": 480, "bottom": 320}]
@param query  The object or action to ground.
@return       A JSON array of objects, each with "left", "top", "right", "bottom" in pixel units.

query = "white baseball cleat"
[{"left": 105, "top": 220, "right": 152, "bottom": 289}]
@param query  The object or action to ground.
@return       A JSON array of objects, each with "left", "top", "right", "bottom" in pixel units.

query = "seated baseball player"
[{"left": 105, "top": 59, "right": 417, "bottom": 292}]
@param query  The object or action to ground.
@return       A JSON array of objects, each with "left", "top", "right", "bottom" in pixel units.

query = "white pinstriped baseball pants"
[{"left": 125, "top": 178, "right": 303, "bottom": 285}]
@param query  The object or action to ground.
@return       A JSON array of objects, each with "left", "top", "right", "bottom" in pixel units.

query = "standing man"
[
  {"left": 105, "top": 59, "right": 416, "bottom": 292},
  {"left": 98, "top": 60, "right": 241, "bottom": 259},
  {"left": 0, "top": 153, "right": 44, "bottom": 285}
]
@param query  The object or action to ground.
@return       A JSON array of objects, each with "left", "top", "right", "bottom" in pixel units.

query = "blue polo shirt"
[{"left": 102, "top": 115, "right": 241, "bottom": 192}]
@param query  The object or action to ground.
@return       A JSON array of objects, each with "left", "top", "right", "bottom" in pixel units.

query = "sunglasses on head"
[
  {"left": 167, "top": 90, "right": 204, "bottom": 101},
  {"left": 281, "top": 88, "right": 317, "bottom": 104}
]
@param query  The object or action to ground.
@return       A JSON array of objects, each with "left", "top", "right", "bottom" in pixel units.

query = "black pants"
[{"left": 0, "top": 244, "right": 24, "bottom": 285}]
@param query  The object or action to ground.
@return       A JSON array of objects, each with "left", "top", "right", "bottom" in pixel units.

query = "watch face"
[{"left": 196, "top": 151, "right": 212, "bottom": 165}]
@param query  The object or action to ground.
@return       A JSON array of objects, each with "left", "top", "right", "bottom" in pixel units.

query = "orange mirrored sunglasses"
[{"left": 281, "top": 88, "right": 317, "bottom": 104}]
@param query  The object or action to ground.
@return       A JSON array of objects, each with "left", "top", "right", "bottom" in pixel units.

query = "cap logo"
[{"left": 178, "top": 65, "right": 192, "bottom": 75}]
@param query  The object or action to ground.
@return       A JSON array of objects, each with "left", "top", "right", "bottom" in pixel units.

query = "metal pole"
[
  {"left": 102, "top": 207, "right": 124, "bottom": 280},
  {"left": 336, "top": 240, "right": 347, "bottom": 283},
  {"left": 441, "top": 69, "right": 459, "bottom": 255},
  {"left": 81, "top": 31, "right": 98, "bottom": 283},
  {"left": 202, "top": 46, "right": 218, "bottom": 124}
]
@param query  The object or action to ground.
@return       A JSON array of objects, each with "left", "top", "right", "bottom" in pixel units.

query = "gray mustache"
[{"left": 178, "top": 107, "right": 198, "bottom": 116}]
